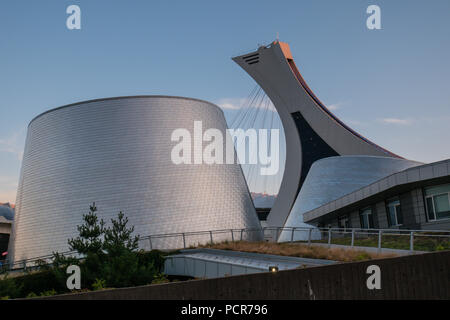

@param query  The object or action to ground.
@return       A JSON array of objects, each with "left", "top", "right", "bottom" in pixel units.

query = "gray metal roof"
[
  {"left": 164, "top": 248, "right": 336, "bottom": 279},
  {"left": 169, "top": 248, "right": 335, "bottom": 269}
]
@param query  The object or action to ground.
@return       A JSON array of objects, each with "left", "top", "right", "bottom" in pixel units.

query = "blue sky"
[{"left": 1, "top": 0, "right": 450, "bottom": 202}]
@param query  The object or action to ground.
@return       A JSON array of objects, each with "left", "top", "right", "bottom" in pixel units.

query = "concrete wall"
[
  {"left": 411, "top": 188, "right": 427, "bottom": 225},
  {"left": 375, "top": 202, "right": 389, "bottom": 229},
  {"left": 44, "top": 250, "right": 450, "bottom": 300},
  {"left": 399, "top": 191, "right": 420, "bottom": 229},
  {"left": 422, "top": 218, "right": 450, "bottom": 230},
  {"left": 0, "top": 222, "right": 11, "bottom": 235},
  {"left": 350, "top": 210, "right": 360, "bottom": 229}
]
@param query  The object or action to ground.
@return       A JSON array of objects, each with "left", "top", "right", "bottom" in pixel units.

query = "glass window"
[
  {"left": 425, "top": 184, "right": 450, "bottom": 221},
  {"left": 387, "top": 206, "right": 396, "bottom": 226},
  {"left": 434, "top": 194, "right": 450, "bottom": 212},
  {"left": 359, "top": 208, "right": 373, "bottom": 229},
  {"left": 426, "top": 197, "right": 435, "bottom": 220},
  {"left": 424, "top": 184, "right": 450, "bottom": 197},
  {"left": 434, "top": 194, "right": 450, "bottom": 219},
  {"left": 386, "top": 199, "right": 402, "bottom": 227}
]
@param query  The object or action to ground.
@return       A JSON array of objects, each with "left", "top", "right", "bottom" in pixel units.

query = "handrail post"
[
  {"left": 240, "top": 228, "right": 244, "bottom": 241},
  {"left": 328, "top": 228, "right": 332, "bottom": 247},
  {"left": 209, "top": 231, "right": 213, "bottom": 244},
  {"left": 308, "top": 228, "right": 312, "bottom": 245},
  {"left": 291, "top": 228, "right": 295, "bottom": 243},
  {"left": 410, "top": 231, "right": 414, "bottom": 252},
  {"left": 149, "top": 236, "right": 153, "bottom": 250},
  {"left": 182, "top": 233, "right": 186, "bottom": 249},
  {"left": 351, "top": 229, "right": 355, "bottom": 247},
  {"left": 378, "top": 230, "right": 382, "bottom": 253},
  {"left": 230, "top": 229, "right": 234, "bottom": 242}
]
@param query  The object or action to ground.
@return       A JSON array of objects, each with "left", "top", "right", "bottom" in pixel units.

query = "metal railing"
[
  {"left": 2, "top": 226, "right": 449, "bottom": 272},
  {"left": 267, "top": 226, "right": 450, "bottom": 253}
]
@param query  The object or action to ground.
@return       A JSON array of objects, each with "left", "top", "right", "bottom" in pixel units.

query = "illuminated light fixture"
[{"left": 269, "top": 266, "right": 279, "bottom": 273}]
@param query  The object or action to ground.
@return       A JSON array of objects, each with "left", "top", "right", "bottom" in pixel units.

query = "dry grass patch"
[{"left": 199, "top": 241, "right": 397, "bottom": 262}]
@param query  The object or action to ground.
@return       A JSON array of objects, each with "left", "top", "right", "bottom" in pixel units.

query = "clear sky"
[{"left": 1, "top": 0, "right": 450, "bottom": 202}]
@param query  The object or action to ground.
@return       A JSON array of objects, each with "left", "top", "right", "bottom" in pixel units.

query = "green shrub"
[
  {"left": 92, "top": 278, "right": 106, "bottom": 291},
  {"left": 0, "top": 275, "right": 21, "bottom": 299},
  {"left": 137, "top": 250, "right": 165, "bottom": 273},
  {"left": 14, "top": 269, "right": 68, "bottom": 297},
  {"left": 152, "top": 273, "right": 169, "bottom": 284},
  {"left": 39, "top": 289, "right": 57, "bottom": 297}
]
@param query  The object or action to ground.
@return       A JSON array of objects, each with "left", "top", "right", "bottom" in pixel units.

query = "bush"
[
  {"left": 92, "top": 278, "right": 106, "bottom": 291},
  {"left": 39, "top": 289, "right": 57, "bottom": 297},
  {"left": 152, "top": 273, "right": 169, "bottom": 284},
  {"left": 137, "top": 250, "right": 165, "bottom": 273},
  {"left": 14, "top": 269, "right": 67, "bottom": 296},
  {"left": 0, "top": 275, "right": 21, "bottom": 299}
]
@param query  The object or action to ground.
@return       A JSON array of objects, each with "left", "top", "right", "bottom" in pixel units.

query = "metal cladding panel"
[
  {"left": 279, "top": 156, "right": 421, "bottom": 242},
  {"left": 9, "top": 96, "right": 261, "bottom": 263}
]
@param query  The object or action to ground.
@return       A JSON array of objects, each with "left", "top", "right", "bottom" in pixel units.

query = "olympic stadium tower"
[
  {"left": 8, "top": 96, "right": 261, "bottom": 263},
  {"left": 233, "top": 41, "right": 422, "bottom": 240}
]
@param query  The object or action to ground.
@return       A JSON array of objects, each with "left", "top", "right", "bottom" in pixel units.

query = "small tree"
[
  {"left": 64, "top": 202, "right": 106, "bottom": 288},
  {"left": 68, "top": 203, "right": 105, "bottom": 255},
  {"left": 103, "top": 211, "right": 139, "bottom": 256},
  {"left": 101, "top": 212, "right": 151, "bottom": 287},
  {"left": 51, "top": 203, "right": 160, "bottom": 290}
]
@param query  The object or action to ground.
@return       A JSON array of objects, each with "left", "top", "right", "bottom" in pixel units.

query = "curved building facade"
[
  {"left": 278, "top": 156, "right": 421, "bottom": 242},
  {"left": 9, "top": 96, "right": 261, "bottom": 263}
]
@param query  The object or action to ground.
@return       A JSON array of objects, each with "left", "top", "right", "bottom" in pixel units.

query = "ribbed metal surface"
[
  {"left": 279, "top": 156, "right": 421, "bottom": 242},
  {"left": 9, "top": 96, "right": 261, "bottom": 263}
]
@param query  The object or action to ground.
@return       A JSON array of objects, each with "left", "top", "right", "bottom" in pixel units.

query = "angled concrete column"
[{"left": 233, "top": 41, "right": 402, "bottom": 231}]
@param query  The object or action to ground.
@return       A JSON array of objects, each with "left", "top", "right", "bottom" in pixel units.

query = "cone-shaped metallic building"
[{"left": 8, "top": 96, "right": 261, "bottom": 263}]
